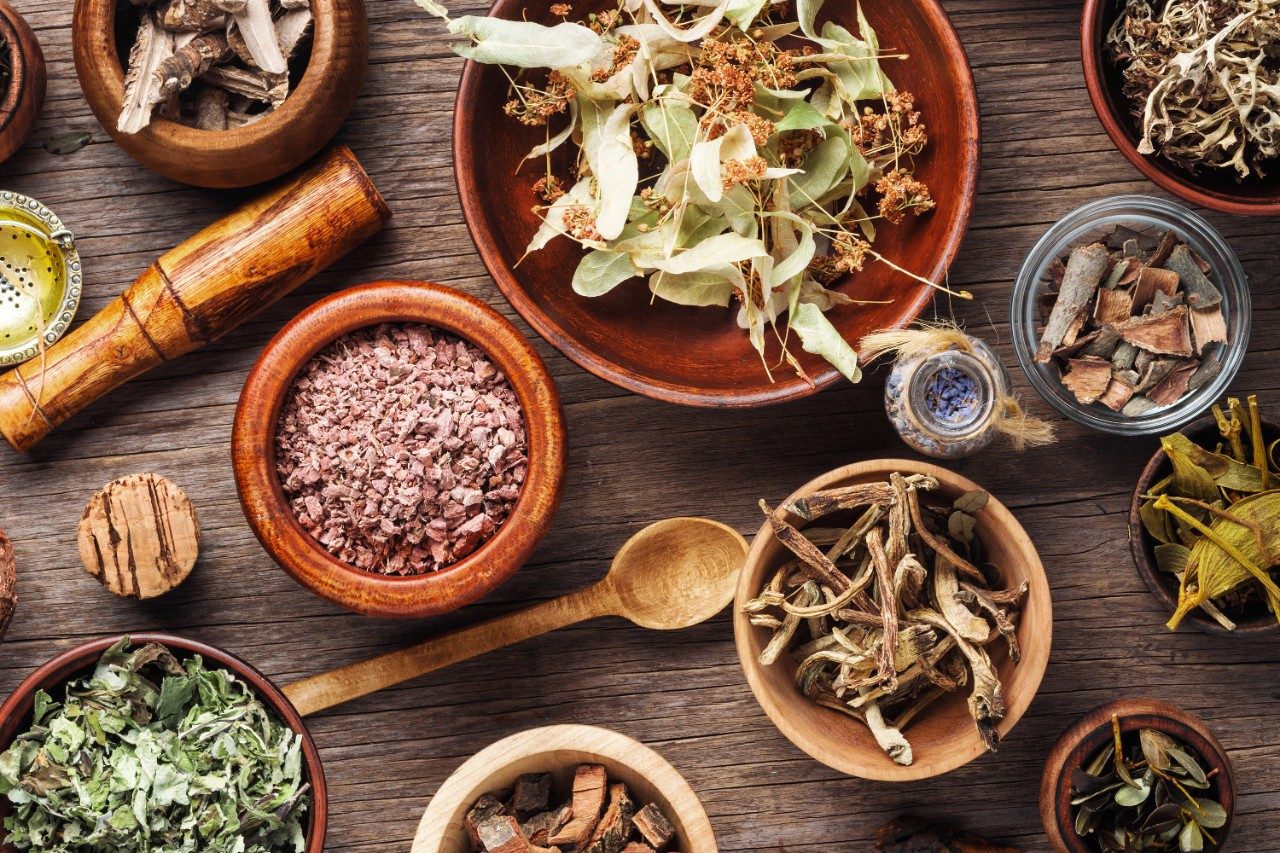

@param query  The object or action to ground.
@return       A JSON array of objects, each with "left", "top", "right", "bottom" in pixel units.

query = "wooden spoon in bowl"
[{"left": 283, "top": 517, "right": 748, "bottom": 716}]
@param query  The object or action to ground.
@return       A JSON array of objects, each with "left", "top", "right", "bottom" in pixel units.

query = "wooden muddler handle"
[{"left": 0, "top": 146, "right": 390, "bottom": 451}]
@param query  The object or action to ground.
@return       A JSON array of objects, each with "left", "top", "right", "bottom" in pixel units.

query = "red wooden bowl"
[
  {"left": 0, "top": 633, "right": 327, "bottom": 852},
  {"left": 0, "top": 0, "right": 46, "bottom": 166},
  {"left": 1081, "top": 1, "right": 1280, "bottom": 216},
  {"left": 233, "top": 281, "right": 566, "bottom": 619},
  {"left": 454, "top": 0, "right": 979, "bottom": 407},
  {"left": 1040, "top": 698, "right": 1234, "bottom": 853}
]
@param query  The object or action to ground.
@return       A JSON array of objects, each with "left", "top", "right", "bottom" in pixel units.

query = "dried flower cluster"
[
  {"left": 414, "top": 0, "right": 948, "bottom": 385},
  {"left": 117, "top": 0, "right": 313, "bottom": 133},
  {"left": 276, "top": 323, "right": 528, "bottom": 576},
  {"left": 743, "top": 474, "right": 1026, "bottom": 765},
  {"left": 1106, "top": 0, "right": 1280, "bottom": 178}
]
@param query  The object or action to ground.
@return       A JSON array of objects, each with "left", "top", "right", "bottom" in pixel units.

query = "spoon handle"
[{"left": 283, "top": 585, "right": 609, "bottom": 717}]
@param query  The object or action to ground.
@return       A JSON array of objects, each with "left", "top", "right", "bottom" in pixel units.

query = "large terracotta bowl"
[
  {"left": 733, "top": 459, "right": 1052, "bottom": 781},
  {"left": 454, "top": 0, "right": 980, "bottom": 407},
  {"left": 1081, "top": 0, "right": 1280, "bottom": 216},
  {"left": 0, "top": 0, "right": 45, "bottom": 166},
  {"left": 0, "top": 633, "right": 327, "bottom": 852},
  {"left": 233, "top": 281, "right": 566, "bottom": 619}
]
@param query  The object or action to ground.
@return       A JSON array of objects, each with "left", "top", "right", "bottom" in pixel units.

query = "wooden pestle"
[{"left": 0, "top": 146, "right": 390, "bottom": 451}]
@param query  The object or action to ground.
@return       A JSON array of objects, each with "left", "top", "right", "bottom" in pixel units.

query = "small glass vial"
[
  {"left": 0, "top": 190, "right": 82, "bottom": 367},
  {"left": 884, "top": 337, "right": 1011, "bottom": 459}
]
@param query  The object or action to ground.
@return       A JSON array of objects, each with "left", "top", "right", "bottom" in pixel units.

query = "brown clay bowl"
[
  {"left": 72, "top": 0, "right": 366, "bottom": 188},
  {"left": 1081, "top": 1, "right": 1280, "bottom": 216},
  {"left": 1040, "top": 698, "right": 1234, "bottom": 853},
  {"left": 1130, "top": 416, "right": 1280, "bottom": 636},
  {"left": 0, "top": 0, "right": 46, "bottom": 166},
  {"left": 732, "top": 459, "right": 1052, "bottom": 781},
  {"left": 0, "top": 633, "right": 327, "bottom": 852},
  {"left": 454, "top": 0, "right": 979, "bottom": 407},
  {"left": 411, "top": 724, "right": 717, "bottom": 852},
  {"left": 233, "top": 281, "right": 566, "bottom": 619}
]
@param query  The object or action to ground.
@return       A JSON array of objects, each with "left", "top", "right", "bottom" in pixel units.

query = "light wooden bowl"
[
  {"left": 412, "top": 725, "right": 717, "bottom": 852},
  {"left": 233, "top": 281, "right": 566, "bottom": 619},
  {"left": 1040, "top": 698, "right": 1234, "bottom": 853},
  {"left": 0, "top": 633, "right": 327, "bottom": 852},
  {"left": 71, "top": 0, "right": 367, "bottom": 188},
  {"left": 0, "top": 0, "right": 45, "bottom": 166},
  {"left": 732, "top": 459, "right": 1053, "bottom": 781},
  {"left": 454, "top": 0, "right": 979, "bottom": 407}
]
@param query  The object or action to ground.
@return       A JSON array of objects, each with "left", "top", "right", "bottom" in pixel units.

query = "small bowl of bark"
[
  {"left": 233, "top": 280, "right": 566, "bottom": 619},
  {"left": 1012, "top": 194, "right": 1248, "bottom": 437},
  {"left": 71, "top": 0, "right": 367, "bottom": 188},
  {"left": 1040, "top": 698, "right": 1234, "bottom": 853},
  {"left": 0, "top": 0, "right": 46, "bottom": 167},
  {"left": 733, "top": 459, "right": 1053, "bottom": 781},
  {"left": 411, "top": 724, "right": 717, "bottom": 853},
  {"left": 1130, "top": 401, "right": 1280, "bottom": 637}
]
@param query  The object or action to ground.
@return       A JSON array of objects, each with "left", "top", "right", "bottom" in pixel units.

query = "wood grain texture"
[
  {"left": 0, "top": 0, "right": 1277, "bottom": 850},
  {"left": 77, "top": 472, "right": 200, "bottom": 599},
  {"left": 412, "top": 725, "right": 717, "bottom": 853},
  {"left": 0, "top": 0, "right": 45, "bottom": 166},
  {"left": 0, "top": 531, "right": 13, "bottom": 641},
  {"left": 71, "top": 0, "right": 367, "bottom": 188}
]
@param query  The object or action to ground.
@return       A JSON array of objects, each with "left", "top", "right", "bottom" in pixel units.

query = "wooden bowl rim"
[
  {"left": 452, "top": 0, "right": 980, "bottom": 408},
  {"left": 410, "top": 724, "right": 717, "bottom": 853},
  {"left": 0, "top": 3, "right": 33, "bottom": 134},
  {"left": 1128, "top": 416, "right": 1280, "bottom": 636},
  {"left": 1079, "top": 0, "right": 1280, "bottom": 217},
  {"left": 232, "top": 280, "right": 566, "bottom": 619},
  {"left": 732, "top": 458, "right": 1053, "bottom": 781},
  {"left": 0, "top": 632, "right": 327, "bottom": 852},
  {"left": 1039, "top": 697, "right": 1235, "bottom": 853}
]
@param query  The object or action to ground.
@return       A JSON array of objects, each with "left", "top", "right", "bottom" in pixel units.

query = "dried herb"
[
  {"left": 742, "top": 474, "right": 1026, "bottom": 765},
  {"left": 413, "top": 0, "right": 969, "bottom": 386},
  {"left": 1140, "top": 394, "right": 1280, "bottom": 630},
  {"left": 41, "top": 131, "right": 93, "bottom": 156},
  {"left": 1037, "top": 227, "right": 1226, "bottom": 416},
  {"left": 0, "top": 35, "right": 10, "bottom": 100},
  {"left": 1106, "top": 0, "right": 1280, "bottom": 179},
  {"left": 463, "top": 764, "right": 680, "bottom": 852},
  {"left": 0, "top": 530, "right": 14, "bottom": 642},
  {"left": 1071, "top": 716, "right": 1225, "bottom": 851},
  {"left": 0, "top": 638, "right": 310, "bottom": 852}
]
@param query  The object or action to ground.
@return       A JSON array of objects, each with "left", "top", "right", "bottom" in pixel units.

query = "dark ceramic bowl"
[
  {"left": 1130, "top": 416, "right": 1280, "bottom": 636},
  {"left": 1081, "top": 0, "right": 1280, "bottom": 216},
  {"left": 0, "top": 0, "right": 46, "bottom": 166},
  {"left": 0, "top": 633, "right": 327, "bottom": 852},
  {"left": 1041, "top": 698, "right": 1234, "bottom": 853},
  {"left": 454, "top": 0, "right": 979, "bottom": 407}
]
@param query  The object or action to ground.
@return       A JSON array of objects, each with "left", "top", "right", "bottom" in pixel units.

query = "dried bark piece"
[
  {"left": 513, "top": 774, "right": 553, "bottom": 817},
  {"left": 77, "top": 474, "right": 200, "bottom": 600},
  {"left": 162, "top": 0, "right": 226, "bottom": 31},
  {"left": 201, "top": 64, "right": 287, "bottom": 104},
  {"left": 1189, "top": 350, "right": 1223, "bottom": 393},
  {"left": 1190, "top": 305, "right": 1227, "bottom": 354},
  {"left": 1111, "top": 342, "right": 1138, "bottom": 371},
  {"left": 1150, "top": 290, "right": 1183, "bottom": 315},
  {"left": 1094, "top": 287, "right": 1133, "bottom": 326},
  {"left": 1107, "top": 225, "right": 1158, "bottom": 253},
  {"left": 1149, "top": 230, "right": 1177, "bottom": 266},
  {"left": 232, "top": 0, "right": 287, "bottom": 74},
  {"left": 783, "top": 481, "right": 896, "bottom": 520},
  {"left": 522, "top": 807, "right": 570, "bottom": 846},
  {"left": 631, "top": 804, "right": 675, "bottom": 852},
  {"left": 1098, "top": 375, "right": 1136, "bottom": 411},
  {"left": 0, "top": 530, "right": 15, "bottom": 642},
  {"left": 477, "top": 815, "right": 534, "bottom": 853},
  {"left": 621, "top": 845, "right": 656, "bottom": 853},
  {"left": 1132, "top": 266, "right": 1179, "bottom": 309},
  {"left": 1148, "top": 360, "right": 1198, "bottom": 406},
  {"left": 156, "top": 33, "right": 233, "bottom": 99},
  {"left": 1123, "top": 395, "right": 1159, "bottom": 417},
  {"left": 1037, "top": 242, "right": 1109, "bottom": 362},
  {"left": 1080, "top": 325, "right": 1122, "bottom": 359},
  {"left": 195, "top": 85, "right": 229, "bottom": 130},
  {"left": 1135, "top": 358, "right": 1177, "bottom": 394},
  {"left": 1061, "top": 357, "right": 1112, "bottom": 405},
  {"left": 118, "top": 14, "right": 177, "bottom": 133},
  {"left": 586, "top": 783, "right": 635, "bottom": 853},
  {"left": 548, "top": 765, "right": 608, "bottom": 848},
  {"left": 466, "top": 795, "right": 509, "bottom": 849},
  {"left": 1119, "top": 306, "right": 1193, "bottom": 356},
  {"left": 1163, "top": 244, "right": 1221, "bottom": 309},
  {"left": 866, "top": 528, "right": 901, "bottom": 692},
  {"left": 277, "top": 6, "right": 315, "bottom": 58}
]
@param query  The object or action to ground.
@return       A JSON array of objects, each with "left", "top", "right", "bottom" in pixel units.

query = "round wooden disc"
[
  {"left": 0, "top": 529, "right": 15, "bottom": 640},
  {"left": 77, "top": 473, "right": 200, "bottom": 599}
]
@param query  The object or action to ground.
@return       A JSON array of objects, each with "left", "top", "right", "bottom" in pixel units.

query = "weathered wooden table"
[{"left": 2, "top": 1, "right": 1277, "bottom": 849}]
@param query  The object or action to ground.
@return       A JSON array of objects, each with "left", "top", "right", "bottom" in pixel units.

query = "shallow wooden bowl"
[
  {"left": 0, "top": 0, "right": 46, "bottom": 166},
  {"left": 1081, "top": 1, "right": 1280, "bottom": 216},
  {"left": 72, "top": 0, "right": 367, "bottom": 188},
  {"left": 454, "top": 0, "right": 979, "bottom": 407},
  {"left": 1130, "top": 416, "right": 1280, "bottom": 636},
  {"left": 732, "top": 459, "right": 1052, "bottom": 781},
  {"left": 0, "top": 633, "right": 327, "bottom": 852},
  {"left": 233, "top": 281, "right": 566, "bottom": 619},
  {"left": 1040, "top": 698, "right": 1234, "bottom": 853},
  {"left": 411, "top": 724, "right": 717, "bottom": 852}
]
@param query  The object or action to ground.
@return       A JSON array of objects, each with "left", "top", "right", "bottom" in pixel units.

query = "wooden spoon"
[{"left": 283, "top": 517, "right": 748, "bottom": 716}]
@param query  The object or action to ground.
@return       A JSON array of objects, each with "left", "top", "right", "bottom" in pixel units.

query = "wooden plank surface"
[{"left": 2, "top": 0, "right": 1278, "bottom": 850}]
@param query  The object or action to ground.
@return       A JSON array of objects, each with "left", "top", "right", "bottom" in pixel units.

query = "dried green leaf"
[
  {"left": 579, "top": 98, "right": 638, "bottom": 240},
  {"left": 449, "top": 16, "right": 606, "bottom": 68},
  {"left": 1189, "top": 797, "right": 1227, "bottom": 830},
  {"left": 648, "top": 267, "right": 739, "bottom": 307},
  {"left": 1179, "top": 819, "right": 1203, "bottom": 852},
  {"left": 641, "top": 96, "right": 698, "bottom": 164},
  {"left": 1154, "top": 542, "right": 1191, "bottom": 575},
  {"left": 573, "top": 250, "right": 639, "bottom": 297},
  {"left": 789, "top": 302, "right": 860, "bottom": 383},
  {"left": 953, "top": 490, "right": 989, "bottom": 514}
]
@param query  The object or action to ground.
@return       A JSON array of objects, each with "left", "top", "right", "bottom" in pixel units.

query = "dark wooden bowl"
[
  {"left": 1130, "top": 417, "right": 1280, "bottom": 636},
  {"left": 0, "top": 0, "right": 46, "bottom": 166},
  {"left": 233, "top": 281, "right": 566, "bottom": 619},
  {"left": 454, "top": 0, "right": 979, "bottom": 407},
  {"left": 72, "top": 0, "right": 367, "bottom": 188},
  {"left": 1081, "top": 1, "right": 1280, "bottom": 216},
  {"left": 0, "top": 633, "right": 327, "bottom": 852},
  {"left": 733, "top": 459, "right": 1052, "bottom": 780},
  {"left": 1040, "top": 698, "right": 1234, "bottom": 853}
]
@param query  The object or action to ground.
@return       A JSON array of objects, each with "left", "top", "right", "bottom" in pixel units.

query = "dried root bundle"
[{"left": 743, "top": 473, "right": 1027, "bottom": 765}]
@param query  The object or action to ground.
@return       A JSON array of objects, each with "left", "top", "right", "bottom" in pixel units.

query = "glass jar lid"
[{"left": 0, "top": 190, "right": 82, "bottom": 367}]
